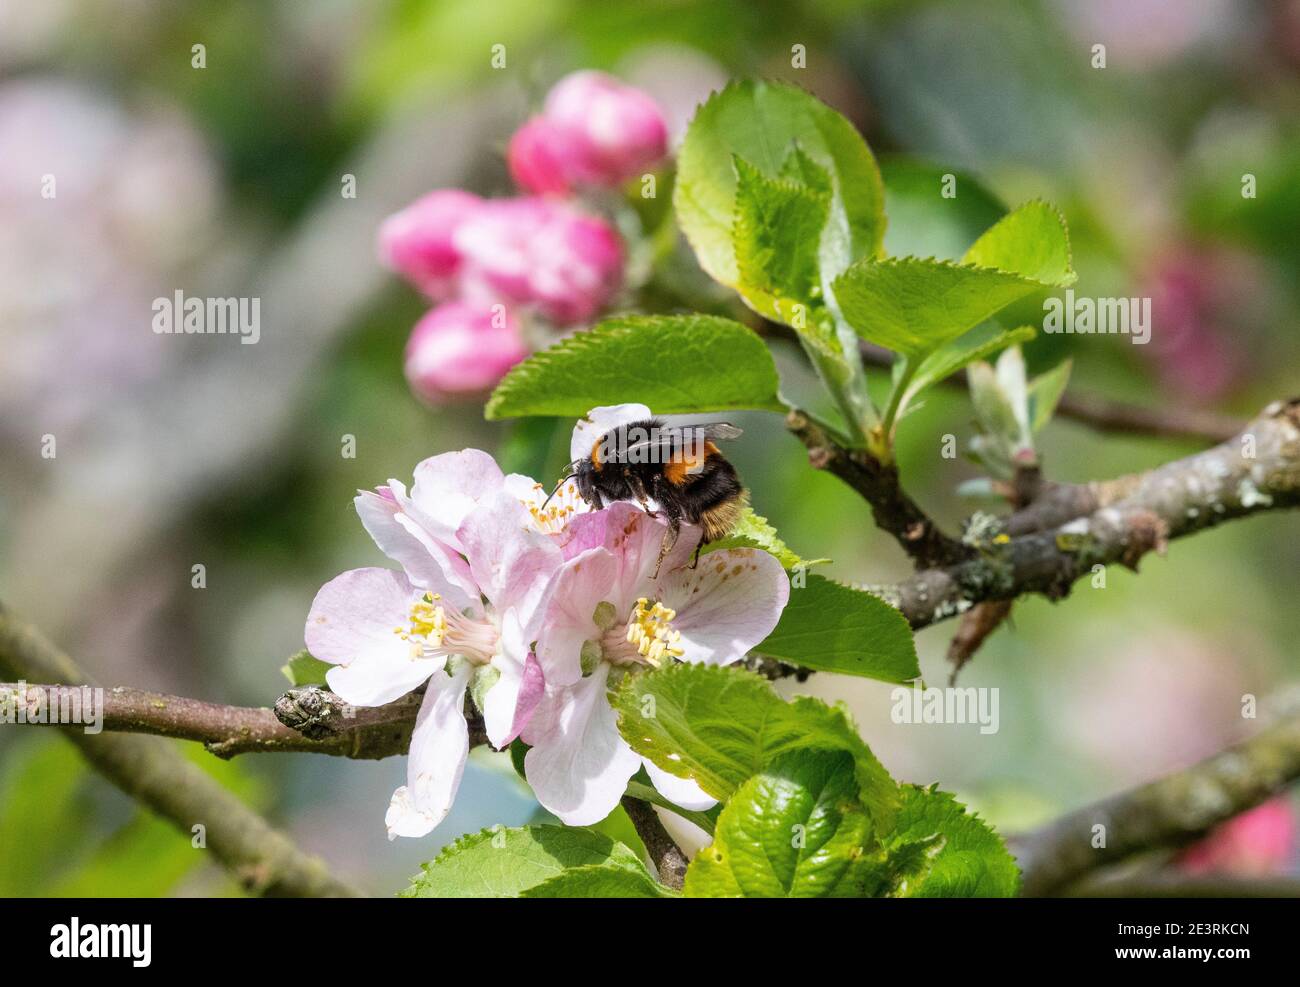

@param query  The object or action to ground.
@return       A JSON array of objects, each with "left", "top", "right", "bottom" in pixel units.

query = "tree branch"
[
  {"left": 878, "top": 398, "right": 1300, "bottom": 629},
  {"left": 786, "top": 409, "right": 971, "bottom": 568},
  {"left": 621, "top": 795, "right": 689, "bottom": 891},
  {"left": 1011, "top": 694, "right": 1300, "bottom": 896},
  {"left": 0, "top": 681, "right": 490, "bottom": 759},
  {"left": 0, "top": 603, "right": 361, "bottom": 897}
]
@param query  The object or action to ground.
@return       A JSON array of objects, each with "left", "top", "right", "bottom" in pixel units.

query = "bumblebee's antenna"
[{"left": 540, "top": 473, "right": 574, "bottom": 510}]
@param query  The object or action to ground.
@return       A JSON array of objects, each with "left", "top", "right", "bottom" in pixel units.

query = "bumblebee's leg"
[
  {"left": 627, "top": 472, "right": 656, "bottom": 516},
  {"left": 690, "top": 542, "right": 701, "bottom": 570},
  {"left": 653, "top": 517, "right": 681, "bottom": 579}
]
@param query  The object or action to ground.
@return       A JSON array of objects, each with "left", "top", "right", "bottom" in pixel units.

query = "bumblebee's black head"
[
  {"left": 570, "top": 451, "right": 635, "bottom": 509},
  {"left": 571, "top": 457, "right": 601, "bottom": 507}
]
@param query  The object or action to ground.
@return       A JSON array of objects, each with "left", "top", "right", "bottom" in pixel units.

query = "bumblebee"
[{"left": 547, "top": 418, "right": 748, "bottom": 573}]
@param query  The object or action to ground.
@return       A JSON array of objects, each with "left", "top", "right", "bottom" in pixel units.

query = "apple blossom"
[
  {"left": 524, "top": 500, "right": 789, "bottom": 825},
  {"left": 303, "top": 404, "right": 787, "bottom": 837},
  {"left": 307, "top": 460, "right": 563, "bottom": 838},
  {"left": 403, "top": 300, "right": 528, "bottom": 404},
  {"left": 509, "top": 71, "right": 668, "bottom": 194},
  {"left": 377, "top": 189, "right": 482, "bottom": 299}
]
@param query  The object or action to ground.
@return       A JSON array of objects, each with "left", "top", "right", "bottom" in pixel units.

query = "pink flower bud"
[
  {"left": 507, "top": 116, "right": 571, "bottom": 196},
  {"left": 377, "top": 189, "right": 482, "bottom": 298},
  {"left": 510, "top": 71, "right": 667, "bottom": 194},
  {"left": 403, "top": 300, "right": 527, "bottom": 404},
  {"left": 454, "top": 197, "right": 624, "bottom": 326}
]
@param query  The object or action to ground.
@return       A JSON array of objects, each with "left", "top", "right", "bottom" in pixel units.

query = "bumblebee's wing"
[
  {"left": 698, "top": 423, "right": 742, "bottom": 441},
  {"left": 614, "top": 423, "right": 743, "bottom": 461}
]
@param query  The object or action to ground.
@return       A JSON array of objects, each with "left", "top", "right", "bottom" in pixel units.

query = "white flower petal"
[
  {"left": 405, "top": 449, "right": 506, "bottom": 551},
  {"left": 391, "top": 512, "right": 480, "bottom": 606},
  {"left": 569, "top": 403, "right": 652, "bottom": 463},
  {"left": 643, "top": 758, "right": 717, "bottom": 811},
  {"left": 385, "top": 664, "right": 471, "bottom": 839},
  {"left": 655, "top": 548, "right": 790, "bottom": 665},
  {"left": 522, "top": 664, "right": 640, "bottom": 826},
  {"left": 306, "top": 568, "right": 442, "bottom": 705},
  {"left": 354, "top": 489, "right": 476, "bottom": 608}
]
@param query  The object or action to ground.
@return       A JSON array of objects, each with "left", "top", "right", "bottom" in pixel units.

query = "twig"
[
  {"left": 856, "top": 341, "right": 1244, "bottom": 444},
  {"left": 0, "top": 682, "right": 489, "bottom": 759},
  {"left": 621, "top": 796, "right": 689, "bottom": 891},
  {"left": 787, "top": 409, "right": 971, "bottom": 568},
  {"left": 0, "top": 603, "right": 361, "bottom": 897},
  {"left": 878, "top": 398, "right": 1300, "bottom": 629},
  {"left": 1011, "top": 696, "right": 1300, "bottom": 897},
  {"left": 946, "top": 600, "right": 1013, "bottom": 683}
]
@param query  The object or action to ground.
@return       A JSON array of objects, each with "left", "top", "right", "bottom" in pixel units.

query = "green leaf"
[
  {"left": 757, "top": 575, "right": 919, "bottom": 683},
  {"left": 967, "top": 359, "right": 1024, "bottom": 460},
  {"left": 961, "top": 200, "right": 1075, "bottom": 286},
  {"left": 684, "top": 749, "right": 876, "bottom": 898},
  {"left": 281, "top": 650, "right": 332, "bottom": 688},
  {"left": 520, "top": 863, "right": 674, "bottom": 898},
  {"left": 485, "top": 315, "right": 785, "bottom": 420},
  {"left": 400, "top": 824, "right": 648, "bottom": 898},
  {"left": 833, "top": 200, "right": 1075, "bottom": 359},
  {"left": 885, "top": 785, "right": 1020, "bottom": 898},
  {"left": 674, "top": 80, "right": 885, "bottom": 293},
  {"left": 832, "top": 257, "right": 1042, "bottom": 358},
  {"left": 1027, "top": 357, "right": 1072, "bottom": 433},
  {"left": 703, "top": 506, "right": 828, "bottom": 570},
  {"left": 905, "top": 324, "right": 1037, "bottom": 407},
  {"left": 615, "top": 664, "right": 899, "bottom": 828},
  {"left": 732, "top": 154, "right": 829, "bottom": 328}
]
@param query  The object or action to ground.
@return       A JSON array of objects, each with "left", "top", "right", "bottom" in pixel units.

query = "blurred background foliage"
[{"left": 1, "top": 0, "right": 1297, "bottom": 895}]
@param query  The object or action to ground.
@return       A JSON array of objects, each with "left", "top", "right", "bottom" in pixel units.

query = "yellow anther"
[
  {"left": 624, "top": 598, "right": 685, "bottom": 668},
  {"left": 395, "top": 592, "right": 446, "bottom": 657}
]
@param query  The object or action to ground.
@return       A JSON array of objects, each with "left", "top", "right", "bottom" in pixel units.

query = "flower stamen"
[
  {"left": 521, "top": 480, "right": 584, "bottom": 535},
  {"left": 395, "top": 592, "right": 497, "bottom": 665},
  {"left": 623, "top": 597, "right": 684, "bottom": 667}
]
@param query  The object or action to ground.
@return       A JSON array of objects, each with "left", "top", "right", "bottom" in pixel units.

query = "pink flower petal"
[
  {"left": 482, "top": 610, "right": 547, "bottom": 749},
  {"left": 534, "top": 546, "right": 620, "bottom": 687},
  {"left": 456, "top": 489, "right": 563, "bottom": 627},
  {"left": 561, "top": 502, "right": 699, "bottom": 586}
]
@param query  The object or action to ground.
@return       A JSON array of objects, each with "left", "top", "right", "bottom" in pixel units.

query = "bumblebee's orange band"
[{"left": 664, "top": 440, "right": 719, "bottom": 485}]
